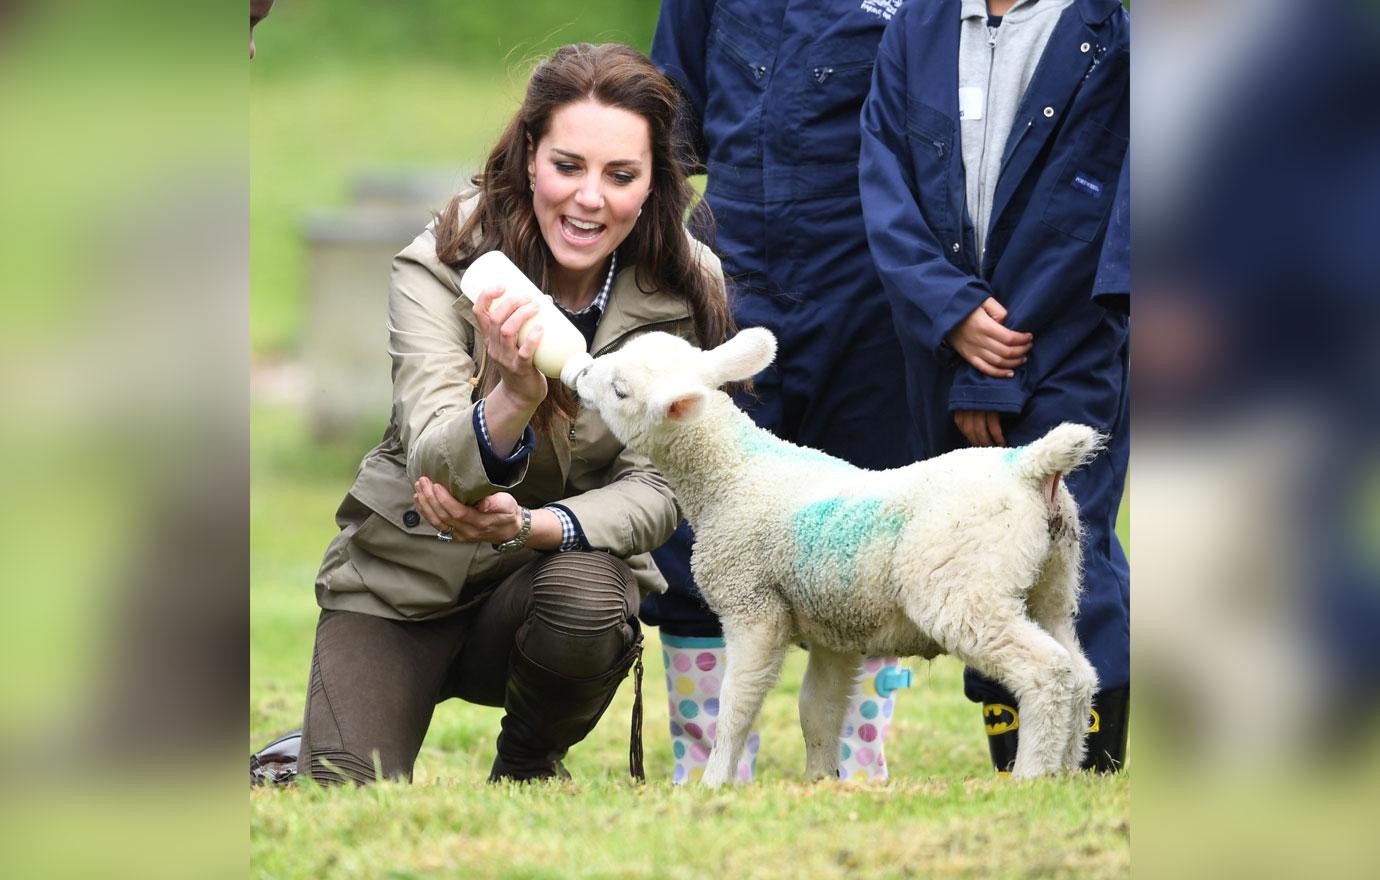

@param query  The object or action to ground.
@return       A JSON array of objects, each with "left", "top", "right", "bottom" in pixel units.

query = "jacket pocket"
[
  {"left": 1041, "top": 122, "right": 1128, "bottom": 242},
  {"left": 704, "top": 8, "right": 774, "bottom": 166},
  {"left": 345, "top": 511, "right": 478, "bottom": 619},
  {"left": 794, "top": 39, "right": 876, "bottom": 164},
  {"left": 709, "top": 6, "right": 771, "bottom": 86},
  {"left": 903, "top": 99, "right": 955, "bottom": 236}
]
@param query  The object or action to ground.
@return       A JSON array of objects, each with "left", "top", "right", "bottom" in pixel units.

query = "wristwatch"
[{"left": 493, "top": 506, "right": 532, "bottom": 553}]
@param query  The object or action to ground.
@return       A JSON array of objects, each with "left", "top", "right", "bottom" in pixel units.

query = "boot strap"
[{"left": 629, "top": 645, "right": 645, "bottom": 783}]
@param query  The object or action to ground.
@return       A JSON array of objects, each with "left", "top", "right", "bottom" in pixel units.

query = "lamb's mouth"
[{"left": 560, "top": 352, "right": 596, "bottom": 393}]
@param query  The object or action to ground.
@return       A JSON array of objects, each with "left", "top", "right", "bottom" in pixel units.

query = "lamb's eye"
[{"left": 612, "top": 378, "right": 629, "bottom": 400}]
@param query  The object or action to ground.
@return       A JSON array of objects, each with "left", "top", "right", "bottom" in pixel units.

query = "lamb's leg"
[
  {"left": 798, "top": 646, "right": 861, "bottom": 782},
  {"left": 948, "top": 616, "right": 1081, "bottom": 780},
  {"left": 927, "top": 584, "right": 1076, "bottom": 783},
  {"left": 702, "top": 618, "right": 788, "bottom": 789},
  {"left": 1027, "top": 521, "right": 1099, "bottom": 770}
]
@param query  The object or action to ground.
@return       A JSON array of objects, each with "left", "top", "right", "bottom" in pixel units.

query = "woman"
[{"left": 296, "top": 42, "right": 732, "bottom": 785}]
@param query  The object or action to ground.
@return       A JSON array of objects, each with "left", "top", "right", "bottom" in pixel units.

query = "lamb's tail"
[{"left": 1012, "top": 423, "right": 1106, "bottom": 501}]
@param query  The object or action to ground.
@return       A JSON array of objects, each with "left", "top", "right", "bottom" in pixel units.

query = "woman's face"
[{"left": 527, "top": 100, "right": 653, "bottom": 292}]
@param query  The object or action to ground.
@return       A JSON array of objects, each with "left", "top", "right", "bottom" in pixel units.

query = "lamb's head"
[{"left": 569, "top": 327, "right": 777, "bottom": 446}]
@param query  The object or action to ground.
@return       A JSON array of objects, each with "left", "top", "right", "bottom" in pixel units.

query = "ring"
[{"left": 437, "top": 528, "right": 454, "bottom": 542}]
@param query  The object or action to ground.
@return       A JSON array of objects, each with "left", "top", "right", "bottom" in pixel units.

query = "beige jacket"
[{"left": 314, "top": 222, "right": 721, "bottom": 620}]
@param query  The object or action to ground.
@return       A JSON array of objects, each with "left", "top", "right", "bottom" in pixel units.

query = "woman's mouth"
[{"left": 560, "top": 215, "right": 606, "bottom": 244}]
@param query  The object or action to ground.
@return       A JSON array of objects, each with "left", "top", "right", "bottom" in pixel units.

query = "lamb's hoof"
[
  {"left": 700, "top": 771, "right": 730, "bottom": 789},
  {"left": 1008, "top": 766, "right": 1051, "bottom": 781}
]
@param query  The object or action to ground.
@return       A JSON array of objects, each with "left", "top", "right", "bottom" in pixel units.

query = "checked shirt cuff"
[
  {"left": 544, "top": 503, "right": 590, "bottom": 552},
  {"left": 473, "top": 399, "right": 536, "bottom": 486}
]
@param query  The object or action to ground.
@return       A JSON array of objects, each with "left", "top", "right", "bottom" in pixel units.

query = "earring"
[
  {"left": 529, "top": 178, "right": 535, "bottom": 192},
  {"left": 637, "top": 207, "right": 643, "bottom": 218}
]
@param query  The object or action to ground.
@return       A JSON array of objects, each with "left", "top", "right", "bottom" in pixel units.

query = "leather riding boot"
[
  {"left": 489, "top": 635, "right": 644, "bottom": 783},
  {"left": 250, "top": 730, "right": 301, "bottom": 786}
]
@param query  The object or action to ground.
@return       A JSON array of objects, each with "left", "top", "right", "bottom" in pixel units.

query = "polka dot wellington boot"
[
  {"left": 660, "top": 634, "right": 759, "bottom": 785},
  {"left": 838, "top": 657, "right": 912, "bottom": 781}
]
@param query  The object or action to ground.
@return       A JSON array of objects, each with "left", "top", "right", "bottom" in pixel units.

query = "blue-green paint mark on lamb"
[
  {"left": 1002, "top": 446, "right": 1026, "bottom": 466},
  {"left": 736, "top": 421, "right": 846, "bottom": 470},
  {"left": 792, "top": 496, "right": 907, "bottom": 587}
]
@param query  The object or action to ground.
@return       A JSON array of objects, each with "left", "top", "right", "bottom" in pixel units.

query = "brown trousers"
[{"left": 300, "top": 551, "right": 639, "bottom": 783}]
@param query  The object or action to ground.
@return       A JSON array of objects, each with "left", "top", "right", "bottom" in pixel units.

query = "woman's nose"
[{"left": 574, "top": 179, "right": 603, "bottom": 211}]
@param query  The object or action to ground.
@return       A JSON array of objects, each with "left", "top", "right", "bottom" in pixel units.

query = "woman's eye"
[
  {"left": 612, "top": 378, "right": 629, "bottom": 399},
  {"left": 555, "top": 162, "right": 579, "bottom": 174},
  {"left": 611, "top": 172, "right": 635, "bottom": 185}
]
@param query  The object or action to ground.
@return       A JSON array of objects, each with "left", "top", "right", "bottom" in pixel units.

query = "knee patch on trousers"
[
  {"left": 523, "top": 552, "right": 639, "bottom": 678},
  {"left": 529, "top": 552, "right": 637, "bottom": 637}
]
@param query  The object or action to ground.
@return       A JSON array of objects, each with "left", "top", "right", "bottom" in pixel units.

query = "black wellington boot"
[
  {"left": 488, "top": 636, "right": 644, "bottom": 784},
  {"left": 982, "top": 701, "right": 1021, "bottom": 773},
  {"left": 1082, "top": 686, "right": 1129, "bottom": 772},
  {"left": 250, "top": 729, "right": 301, "bottom": 786},
  {"left": 981, "top": 688, "right": 1130, "bottom": 774}
]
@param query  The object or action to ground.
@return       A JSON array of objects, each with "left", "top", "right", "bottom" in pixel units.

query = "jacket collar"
[
  {"left": 591, "top": 263, "right": 692, "bottom": 355},
  {"left": 1077, "top": 0, "right": 1121, "bottom": 25}
]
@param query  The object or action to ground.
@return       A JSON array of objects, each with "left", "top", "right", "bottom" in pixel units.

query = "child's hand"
[
  {"left": 946, "top": 297, "right": 1032, "bottom": 378},
  {"left": 954, "top": 410, "right": 1007, "bottom": 447}
]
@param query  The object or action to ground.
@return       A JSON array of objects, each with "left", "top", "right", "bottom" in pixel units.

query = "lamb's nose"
[{"left": 560, "top": 352, "right": 595, "bottom": 392}]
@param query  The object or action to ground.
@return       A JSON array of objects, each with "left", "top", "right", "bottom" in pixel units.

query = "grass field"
[{"left": 251, "top": 402, "right": 1130, "bottom": 880}]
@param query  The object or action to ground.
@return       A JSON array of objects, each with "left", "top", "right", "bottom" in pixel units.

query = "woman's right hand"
[
  {"left": 945, "top": 297, "right": 1033, "bottom": 378},
  {"left": 474, "top": 285, "right": 548, "bottom": 408}
]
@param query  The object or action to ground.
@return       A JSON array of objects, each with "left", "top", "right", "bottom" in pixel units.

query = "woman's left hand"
[{"left": 413, "top": 476, "right": 524, "bottom": 544}]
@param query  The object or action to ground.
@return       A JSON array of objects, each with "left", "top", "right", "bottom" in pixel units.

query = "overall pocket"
[
  {"left": 904, "top": 99, "right": 956, "bottom": 237},
  {"left": 1041, "top": 122, "right": 1128, "bottom": 242}
]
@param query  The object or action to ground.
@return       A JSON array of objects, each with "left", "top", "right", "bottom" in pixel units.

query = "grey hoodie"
[{"left": 959, "top": 0, "right": 1075, "bottom": 265}]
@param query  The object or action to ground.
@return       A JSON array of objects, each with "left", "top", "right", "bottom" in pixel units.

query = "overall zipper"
[{"left": 975, "top": 24, "right": 1000, "bottom": 275}]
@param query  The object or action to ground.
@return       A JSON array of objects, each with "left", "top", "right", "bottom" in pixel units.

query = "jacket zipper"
[
  {"left": 717, "top": 32, "right": 767, "bottom": 82},
  {"left": 812, "top": 59, "right": 873, "bottom": 85},
  {"left": 593, "top": 317, "right": 690, "bottom": 359},
  {"left": 975, "top": 24, "right": 999, "bottom": 276}
]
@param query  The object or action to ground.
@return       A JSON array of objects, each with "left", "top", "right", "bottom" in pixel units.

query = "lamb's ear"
[
  {"left": 651, "top": 383, "right": 709, "bottom": 424},
  {"left": 701, "top": 327, "right": 777, "bottom": 388}
]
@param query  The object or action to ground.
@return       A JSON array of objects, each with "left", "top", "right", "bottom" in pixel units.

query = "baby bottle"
[{"left": 459, "top": 251, "right": 595, "bottom": 388}]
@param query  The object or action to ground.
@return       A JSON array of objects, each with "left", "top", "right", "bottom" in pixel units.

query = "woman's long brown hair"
[{"left": 434, "top": 42, "right": 734, "bottom": 435}]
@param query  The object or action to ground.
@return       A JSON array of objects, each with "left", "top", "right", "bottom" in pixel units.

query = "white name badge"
[{"left": 958, "top": 86, "right": 985, "bottom": 121}]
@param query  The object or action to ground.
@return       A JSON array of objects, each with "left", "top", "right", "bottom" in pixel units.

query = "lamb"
[{"left": 565, "top": 327, "right": 1103, "bottom": 785}]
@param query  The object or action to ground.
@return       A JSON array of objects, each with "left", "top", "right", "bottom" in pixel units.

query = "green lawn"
[{"left": 251, "top": 401, "right": 1130, "bottom": 879}]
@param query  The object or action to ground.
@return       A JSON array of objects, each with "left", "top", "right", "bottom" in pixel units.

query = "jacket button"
[
  {"left": 1043, "top": 106, "right": 1055, "bottom": 118},
  {"left": 952, "top": 242, "right": 960, "bottom": 253},
  {"left": 1080, "top": 42, "right": 1091, "bottom": 53},
  {"left": 403, "top": 510, "right": 421, "bottom": 528}
]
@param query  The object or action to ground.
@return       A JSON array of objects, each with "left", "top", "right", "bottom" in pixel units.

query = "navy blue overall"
[
  {"left": 643, "top": 0, "right": 920, "bottom": 637},
  {"left": 858, "top": 0, "right": 1130, "bottom": 700}
]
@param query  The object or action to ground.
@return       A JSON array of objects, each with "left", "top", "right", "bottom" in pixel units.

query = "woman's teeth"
[{"left": 562, "top": 216, "right": 604, "bottom": 240}]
